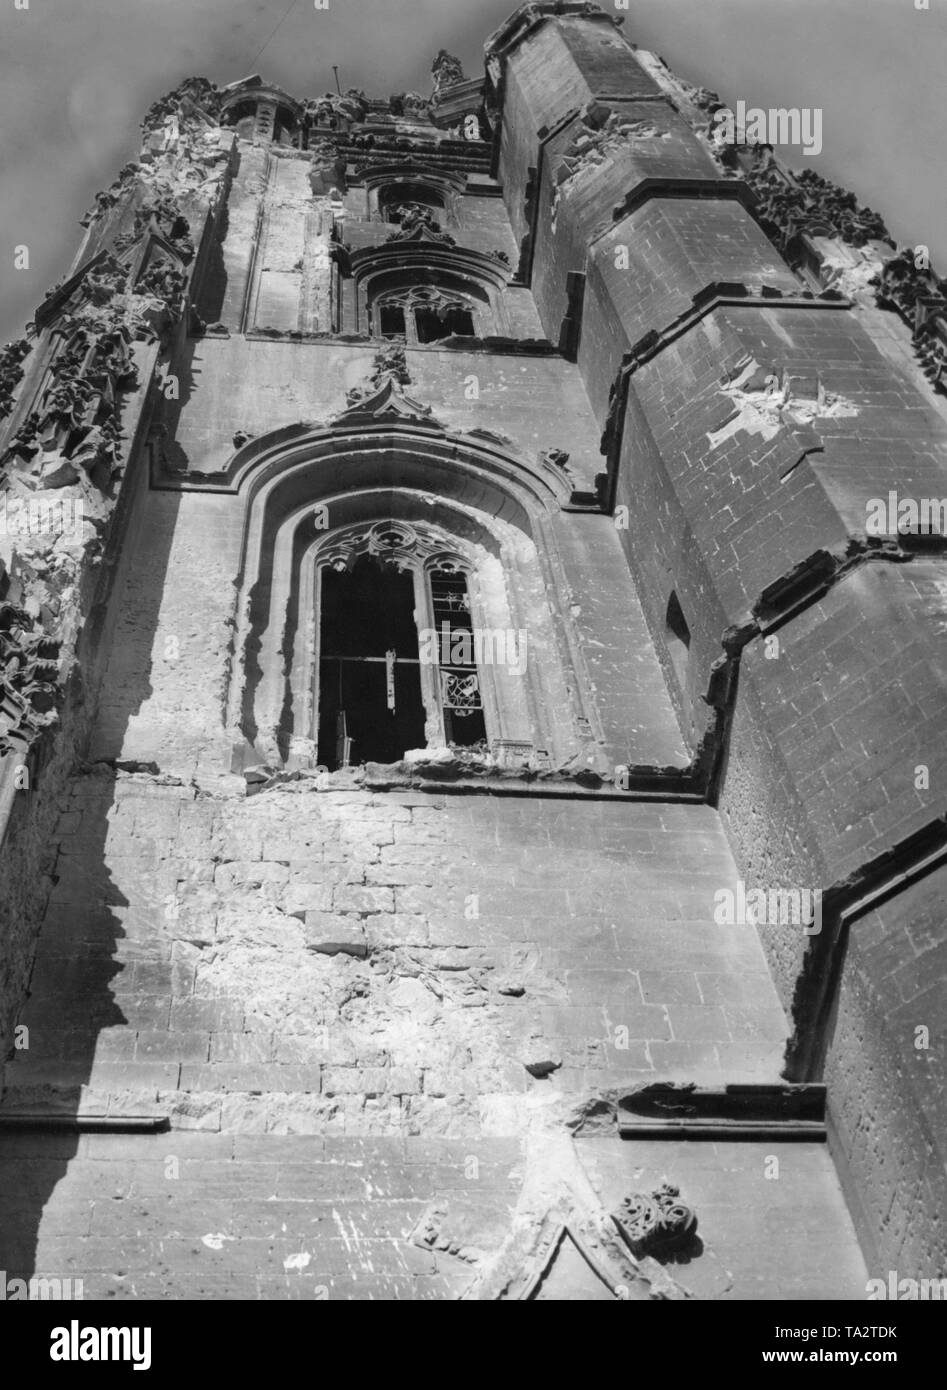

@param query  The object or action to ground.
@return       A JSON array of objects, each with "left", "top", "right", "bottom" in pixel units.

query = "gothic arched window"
[
  {"left": 315, "top": 546, "right": 489, "bottom": 769},
  {"left": 226, "top": 431, "right": 596, "bottom": 776},
  {"left": 371, "top": 283, "right": 483, "bottom": 342}
]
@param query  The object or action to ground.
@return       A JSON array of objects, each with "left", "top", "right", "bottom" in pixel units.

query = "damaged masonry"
[{"left": 0, "top": 2, "right": 945, "bottom": 1302}]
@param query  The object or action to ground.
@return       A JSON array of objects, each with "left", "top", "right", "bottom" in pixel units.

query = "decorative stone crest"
[
  {"left": 344, "top": 344, "right": 410, "bottom": 407},
  {"left": 431, "top": 50, "right": 466, "bottom": 101},
  {"left": 385, "top": 205, "right": 455, "bottom": 244},
  {"left": 338, "top": 346, "right": 441, "bottom": 427},
  {"left": 613, "top": 1184, "right": 698, "bottom": 1259}
]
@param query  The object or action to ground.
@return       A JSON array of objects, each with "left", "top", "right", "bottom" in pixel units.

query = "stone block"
[{"left": 302, "top": 913, "right": 368, "bottom": 957}]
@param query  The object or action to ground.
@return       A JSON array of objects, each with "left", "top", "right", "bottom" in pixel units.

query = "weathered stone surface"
[{"left": 0, "top": 2, "right": 939, "bottom": 1301}]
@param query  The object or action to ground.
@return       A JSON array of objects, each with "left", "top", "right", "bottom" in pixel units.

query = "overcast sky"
[{"left": 0, "top": 0, "right": 944, "bottom": 342}]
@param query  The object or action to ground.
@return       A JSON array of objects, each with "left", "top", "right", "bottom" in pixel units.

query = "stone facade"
[{"left": 0, "top": 4, "right": 944, "bottom": 1298}]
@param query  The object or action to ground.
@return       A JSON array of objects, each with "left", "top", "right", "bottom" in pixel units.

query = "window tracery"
[{"left": 372, "top": 284, "right": 479, "bottom": 342}]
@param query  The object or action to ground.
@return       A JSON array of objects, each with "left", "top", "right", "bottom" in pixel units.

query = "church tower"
[{"left": 0, "top": 2, "right": 944, "bottom": 1299}]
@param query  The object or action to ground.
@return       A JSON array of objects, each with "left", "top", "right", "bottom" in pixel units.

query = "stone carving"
[
  {"left": 627, "top": 61, "right": 947, "bottom": 394},
  {"left": 373, "top": 284, "right": 474, "bottom": 334},
  {"left": 2, "top": 321, "right": 138, "bottom": 491},
  {"left": 317, "top": 519, "right": 461, "bottom": 576},
  {"left": 539, "top": 447, "right": 576, "bottom": 489},
  {"left": 337, "top": 374, "right": 436, "bottom": 427},
  {"left": 70, "top": 196, "right": 196, "bottom": 349},
  {"left": 385, "top": 205, "right": 456, "bottom": 244},
  {"left": 612, "top": 1184, "right": 698, "bottom": 1260},
  {"left": 136, "top": 257, "right": 188, "bottom": 319},
  {"left": 431, "top": 50, "right": 466, "bottom": 100},
  {"left": 0, "top": 339, "right": 31, "bottom": 425},
  {"left": 81, "top": 172, "right": 196, "bottom": 270},
  {"left": 873, "top": 248, "right": 947, "bottom": 320},
  {"left": 390, "top": 92, "right": 431, "bottom": 120},
  {"left": 2, "top": 73, "right": 225, "bottom": 502},
  {"left": 540, "top": 447, "right": 570, "bottom": 470},
  {"left": 308, "top": 135, "right": 347, "bottom": 195},
  {"left": 741, "top": 151, "right": 889, "bottom": 253},
  {"left": 345, "top": 345, "right": 411, "bottom": 409},
  {"left": 872, "top": 249, "right": 947, "bottom": 391},
  {"left": 128, "top": 198, "right": 194, "bottom": 260},
  {"left": 0, "top": 602, "right": 61, "bottom": 757},
  {"left": 0, "top": 68, "right": 234, "bottom": 789},
  {"left": 141, "top": 76, "right": 220, "bottom": 136},
  {"left": 305, "top": 90, "right": 369, "bottom": 128},
  {"left": 408, "top": 1133, "right": 705, "bottom": 1300},
  {"left": 78, "top": 172, "right": 132, "bottom": 229}
]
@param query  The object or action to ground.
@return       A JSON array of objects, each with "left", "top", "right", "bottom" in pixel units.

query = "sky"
[{"left": 0, "top": 0, "right": 944, "bottom": 343}]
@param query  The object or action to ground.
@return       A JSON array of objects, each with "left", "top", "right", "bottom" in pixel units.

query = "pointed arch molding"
[
  {"left": 153, "top": 407, "right": 574, "bottom": 509},
  {"left": 207, "top": 415, "right": 603, "bottom": 769},
  {"left": 347, "top": 242, "right": 511, "bottom": 289},
  {"left": 351, "top": 164, "right": 468, "bottom": 194}
]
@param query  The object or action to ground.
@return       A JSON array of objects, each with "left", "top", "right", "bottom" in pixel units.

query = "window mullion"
[
  {"left": 414, "top": 566, "right": 444, "bottom": 747},
  {"left": 465, "top": 569, "right": 498, "bottom": 746}
]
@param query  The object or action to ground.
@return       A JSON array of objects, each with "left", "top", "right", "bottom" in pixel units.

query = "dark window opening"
[
  {"left": 378, "top": 304, "right": 406, "bottom": 338},
  {"left": 317, "top": 555, "right": 426, "bottom": 769},
  {"left": 274, "top": 108, "right": 299, "bottom": 147},
  {"left": 224, "top": 99, "right": 257, "bottom": 140},
  {"left": 414, "top": 305, "right": 475, "bottom": 343},
  {"left": 665, "top": 590, "right": 691, "bottom": 689},
  {"left": 429, "top": 569, "right": 487, "bottom": 748}
]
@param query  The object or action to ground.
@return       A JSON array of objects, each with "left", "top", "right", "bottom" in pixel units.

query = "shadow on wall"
[
  {"left": 0, "top": 474, "right": 183, "bottom": 1284},
  {"left": 195, "top": 200, "right": 231, "bottom": 329}
]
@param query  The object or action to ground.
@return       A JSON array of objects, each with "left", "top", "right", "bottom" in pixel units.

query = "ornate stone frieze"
[
  {"left": 741, "top": 152, "right": 890, "bottom": 252},
  {"left": 0, "top": 340, "right": 31, "bottom": 427},
  {"left": 872, "top": 249, "right": 947, "bottom": 390},
  {"left": 0, "top": 599, "right": 61, "bottom": 757},
  {"left": 2, "top": 318, "right": 139, "bottom": 492}
]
